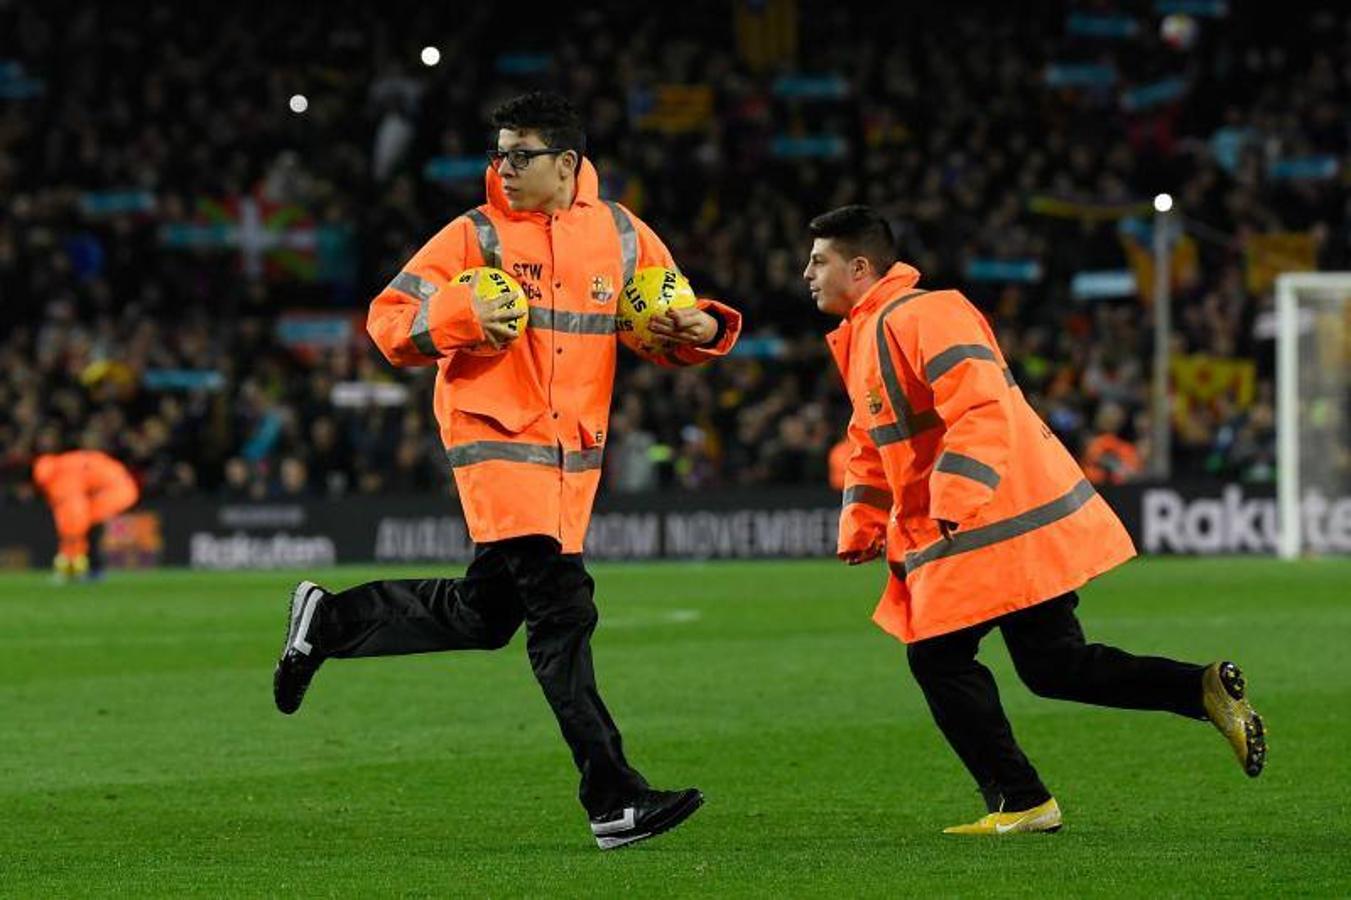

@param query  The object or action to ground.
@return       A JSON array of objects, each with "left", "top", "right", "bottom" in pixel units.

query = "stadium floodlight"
[
  {"left": 1150, "top": 199, "right": 1176, "bottom": 477},
  {"left": 289, "top": 94, "right": 309, "bottom": 114},
  {"left": 1276, "top": 272, "right": 1351, "bottom": 558},
  {"left": 421, "top": 46, "right": 441, "bottom": 66}
]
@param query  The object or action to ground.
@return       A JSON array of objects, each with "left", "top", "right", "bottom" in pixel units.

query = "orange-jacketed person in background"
[
  {"left": 805, "top": 206, "right": 1265, "bottom": 836},
  {"left": 32, "top": 449, "right": 139, "bottom": 581},
  {"left": 827, "top": 437, "right": 850, "bottom": 491},
  {"left": 273, "top": 92, "right": 741, "bottom": 849},
  {"left": 1081, "top": 402, "right": 1143, "bottom": 485}
]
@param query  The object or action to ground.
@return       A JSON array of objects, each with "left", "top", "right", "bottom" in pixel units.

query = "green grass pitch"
[{"left": 2, "top": 557, "right": 1349, "bottom": 897}]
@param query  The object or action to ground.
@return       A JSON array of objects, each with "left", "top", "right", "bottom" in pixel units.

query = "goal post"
[{"left": 1276, "top": 272, "right": 1351, "bottom": 559}]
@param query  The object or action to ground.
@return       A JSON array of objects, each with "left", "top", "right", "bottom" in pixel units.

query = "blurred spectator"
[
  {"left": 1082, "top": 403, "right": 1143, "bottom": 486},
  {"left": 605, "top": 401, "right": 661, "bottom": 493},
  {"left": 827, "top": 438, "right": 850, "bottom": 491},
  {"left": 276, "top": 456, "right": 312, "bottom": 499}
]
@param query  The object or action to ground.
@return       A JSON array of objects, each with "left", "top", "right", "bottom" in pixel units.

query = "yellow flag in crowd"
[
  {"left": 1170, "top": 354, "right": 1257, "bottom": 422},
  {"left": 735, "top": 0, "right": 798, "bottom": 72},
  {"left": 636, "top": 85, "right": 714, "bottom": 134},
  {"left": 1245, "top": 232, "right": 1317, "bottom": 294},
  {"left": 1120, "top": 231, "right": 1200, "bottom": 305}
]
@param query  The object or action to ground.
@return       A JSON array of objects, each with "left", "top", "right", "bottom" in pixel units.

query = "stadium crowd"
[{"left": 2, "top": 1, "right": 1347, "bottom": 503}]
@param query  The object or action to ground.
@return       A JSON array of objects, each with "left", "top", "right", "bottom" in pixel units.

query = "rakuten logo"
[
  {"left": 1143, "top": 487, "right": 1351, "bottom": 554},
  {"left": 189, "top": 532, "right": 337, "bottom": 569}
]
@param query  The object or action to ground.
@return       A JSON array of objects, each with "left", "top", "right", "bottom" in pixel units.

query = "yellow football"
[
  {"left": 616, "top": 267, "right": 697, "bottom": 357},
  {"left": 455, "top": 266, "right": 527, "bottom": 355}
]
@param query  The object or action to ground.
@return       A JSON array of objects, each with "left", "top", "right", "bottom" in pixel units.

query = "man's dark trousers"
[
  {"left": 313, "top": 534, "right": 648, "bottom": 816},
  {"left": 905, "top": 592, "right": 1207, "bottom": 812}
]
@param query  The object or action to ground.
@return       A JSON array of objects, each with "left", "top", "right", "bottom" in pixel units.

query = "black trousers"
[
  {"left": 906, "top": 592, "right": 1206, "bottom": 812},
  {"left": 88, "top": 523, "right": 104, "bottom": 575},
  {"left": 312, "top": 535, "right": 648, "bottom": 817}
]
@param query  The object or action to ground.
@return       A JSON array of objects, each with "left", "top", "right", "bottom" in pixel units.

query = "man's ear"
[{"left": 560, "top": 150, "right": 579, "bottom": 176}]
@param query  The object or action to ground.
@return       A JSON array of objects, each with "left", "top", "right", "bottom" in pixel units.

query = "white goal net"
[{"left": 1276, "top": 273, "right": 1351, "bottom": 558}]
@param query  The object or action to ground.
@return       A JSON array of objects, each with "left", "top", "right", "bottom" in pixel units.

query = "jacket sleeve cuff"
[
  {"left": 667, "top": 298, "right": 742, "bottom": 365},
  {"left": 700, "top": 308, "right": 728, "bottom": 348},
  {"left": 838, "top": 501, "right": 888, "bottom": 554},
  {"left": 425, "top": 283, "right": 486, "bottom": 352}
]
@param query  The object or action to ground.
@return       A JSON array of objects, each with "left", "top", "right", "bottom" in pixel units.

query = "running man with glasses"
[{"left": 272, "top": 92, "right": 741, "bottom": 849}]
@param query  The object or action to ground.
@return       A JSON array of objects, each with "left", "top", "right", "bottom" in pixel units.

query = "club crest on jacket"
[{"left": 591, "top": 274, "right": 615, "bottom": 304}]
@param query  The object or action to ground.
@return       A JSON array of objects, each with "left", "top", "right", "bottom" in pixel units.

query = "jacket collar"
[
  {"left": 824, "top": 262, "right": 923, "bottom": 375},
  {"left": 847, "top": 262, "right": 922, "bottom": 322},
  {"left": 484, "top": 158, "right": 602, "bottom": 220}
]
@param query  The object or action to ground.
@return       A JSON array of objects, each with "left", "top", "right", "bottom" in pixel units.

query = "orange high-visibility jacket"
[
  {"left": 367, "top": 160, "right": 742, "bottom": 552},
  {"left": 827, "top": 263, "right": 1136, "bottom": 643},
  {"left": 33, "top": 451, "right": 138, "bottom": 504},
  {"left": 1082, "top": 433, "right": 1142, "bottom": 485},
  {"left": 32, "top": 450, "right": 140, "bottom": 535}
]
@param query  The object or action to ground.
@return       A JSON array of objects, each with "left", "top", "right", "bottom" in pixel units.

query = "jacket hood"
[{"left": 32, "top": 454, "right": 57, "bottom": 487}]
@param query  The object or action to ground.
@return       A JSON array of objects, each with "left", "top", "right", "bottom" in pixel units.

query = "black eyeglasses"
[{"left": 487, "top": 147, "right": 569, "bottom": 171}]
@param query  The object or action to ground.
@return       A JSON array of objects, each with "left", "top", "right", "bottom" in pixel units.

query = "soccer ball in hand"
[
  {"left": 455, "top": 266, "right": 528, "bottom": 355},
  {"left": 616, "top": 267, "right": 697, "bottom": 358}
]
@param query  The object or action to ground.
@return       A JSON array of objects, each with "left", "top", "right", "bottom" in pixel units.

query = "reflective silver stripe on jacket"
[
  {"left": 925, "top": 343, "right": 998, "bottom": 383},
  {"left": 464, "top": 208, "right": 502, "bottom": 270},
  {"left": 871, "top": 290, "right": 940, "bottom": 446},
  {"left": 843, "top": 484, "right": 892, "bottom": 511},
  {"left": 528, "top": 307, "right": 616, "bottom": 335},
  {"left": 390, "top": 271, "right": 442, "bottom": 357},
  {"left": 935, "top": 451, "right": 1001, "bottom": 490},
  {"left": 563, "top": 447, "right": 604, "bottom": 472},
  {"left": 604, "top": 201, "right": 638, "bottom": 285},
  {"left": 868, "top": 412, "right": 942, "bottom": 448},
  {"left": 901, "top": 479, "right": 1098, "bottom": 575},
  {"left": 445, "top": 441, "right": 603, "bottom": 472}
]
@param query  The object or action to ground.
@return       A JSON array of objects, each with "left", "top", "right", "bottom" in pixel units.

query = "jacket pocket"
[
  {"left": 446, "top": 349, "right": 547, "bottom": 434},
  {"left": 578, "top": 416, "right": 607, "bottom": 450}
]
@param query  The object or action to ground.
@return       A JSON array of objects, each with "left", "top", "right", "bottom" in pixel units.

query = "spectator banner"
[
  {"left": 1170, "top": 354, "right": 1257, "bottom": 419},
  {"left": 629, "top": 85, "right": 714, "bottom": 133},
  {"left": 1119, "top": 217, "right": 1200, "bottom": 304},
  {"left": 1245, "top": 232, "right": 1317, "bottom": 293},
  {"left": 2, "top": 483, "right": 1346, "bottom": 570}
]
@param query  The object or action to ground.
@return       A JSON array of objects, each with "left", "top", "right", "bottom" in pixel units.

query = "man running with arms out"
[
  {"left": 273, "top": 92, "right": 741, "bottom": 849},
  {"left": 804, "top": 205, "right": 1265, "bottom": 835}
]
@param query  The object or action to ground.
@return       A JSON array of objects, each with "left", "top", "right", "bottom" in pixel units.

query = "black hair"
[
  {"left": 807, "top": 205, "right": 897, "bottom": 276},
  {"left": 490, "top": 91, "right": 587, "bottom": 158}
]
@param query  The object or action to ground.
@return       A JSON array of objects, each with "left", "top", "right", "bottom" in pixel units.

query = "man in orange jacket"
[
  {"left": 273, "top": 93, "right": 741, "bottom": 849},
  {"left": 32, "top": 449, "right": 140, "bottom": 581},
  {"left": 1081, "top": 402, "right": 1143, "bottom": 485},
  {"left": 805, "top": 206, "right": 1265, "bottom": 835}
]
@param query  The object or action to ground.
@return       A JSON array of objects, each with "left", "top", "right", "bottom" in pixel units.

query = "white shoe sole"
[
  {"left": 287, "top": 581, "right": 323, "bottom": 656},
  {"left": 595, "top": 831, "right": 653, "bottom": 850},
  {"left": 592, "top": 791, "right": 703, "bottom": 850}
]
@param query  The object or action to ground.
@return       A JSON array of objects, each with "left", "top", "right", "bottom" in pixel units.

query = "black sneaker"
[
  {"left": 273, "top": 580, "right": 328, "bottom": 715},
  {"left": 589, "top": 788, "right": 704, "bottom": 850}
]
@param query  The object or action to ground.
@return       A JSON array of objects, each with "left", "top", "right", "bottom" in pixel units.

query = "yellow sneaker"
[
  {"left": 1203, "top": 661, "right": 1266, "bottom": 777},
  {"left": 943, "top": 798, "right": 1062, "bottom": 835},
  {"left": 52, "top": 553, "right": 90, "bottom": 584}
]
